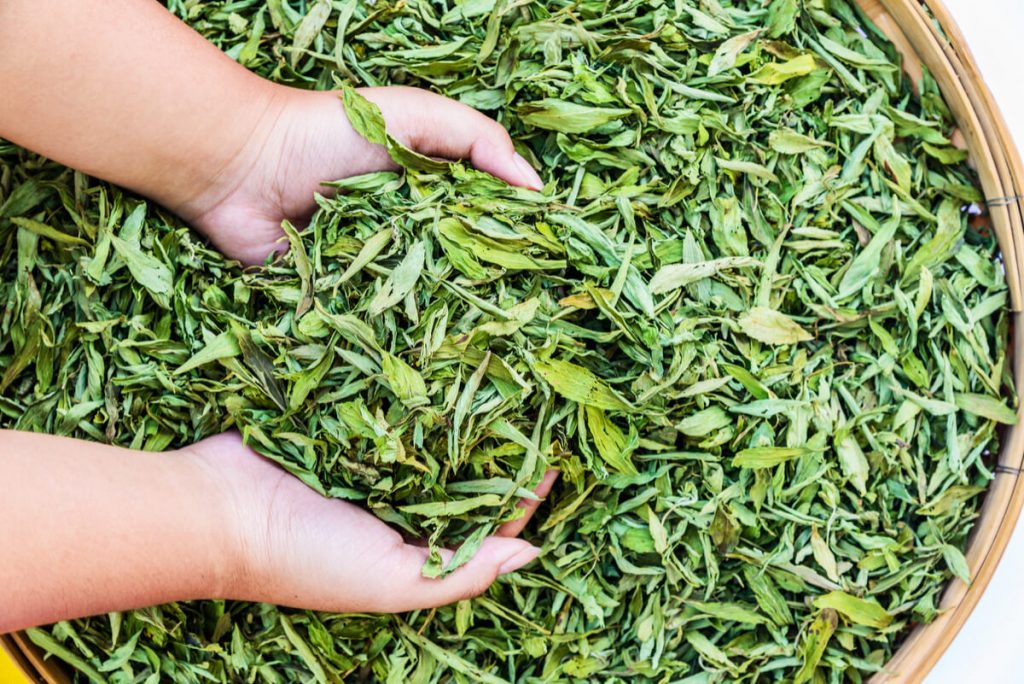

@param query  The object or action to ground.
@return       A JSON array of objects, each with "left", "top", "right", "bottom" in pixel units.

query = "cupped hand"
[
  {"left": 187, "top": 431, "right": 557, "bottom": 613},
  {"left": 181, "top": 86, "right": 542, "bottom": 265}
]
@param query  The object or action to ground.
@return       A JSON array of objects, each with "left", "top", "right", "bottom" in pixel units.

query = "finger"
[
  {"left": 359, "top": 86, "right": 543, "bottom": 190},
  {"left": 372, "top": 537, "right": 540, "bottom": 613},
  {"left": 496, "top": 469, "right": 560, "bottom": 538}
]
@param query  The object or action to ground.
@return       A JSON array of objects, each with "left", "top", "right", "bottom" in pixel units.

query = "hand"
[
  {"left": 187, "top": 432, "right": 557, "bottom": 613},
  {"left": 181, "top": 86, "right": 543, "bottom": 265},
  {"left": 0, "top": 1, "right": 542, "bottom": 268}
]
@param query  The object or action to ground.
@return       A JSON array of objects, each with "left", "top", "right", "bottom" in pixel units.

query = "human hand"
[
  {"left": 1, "top": 2, "right": 542, "bottom": 267},
  {"left": 187, "top": 431, "right": 557, "bottom": 613},
  {"left": 179, "top": 85, "right": 543, "bottom": 265}
]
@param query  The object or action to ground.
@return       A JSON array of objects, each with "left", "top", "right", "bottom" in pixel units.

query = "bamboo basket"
[{"left": 3, "top": 0, "right": 1023, "bottom": 682}]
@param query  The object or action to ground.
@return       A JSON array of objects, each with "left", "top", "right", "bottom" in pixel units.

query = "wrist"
[
  {"left": 155, "top": 77, "right": 291, "bottom": 228},
  {"left": 177, "top": 432, "right": 291, "bottom": 604},
  {"left": 175, "top": 437, "right": 258, "bottom": 601}
]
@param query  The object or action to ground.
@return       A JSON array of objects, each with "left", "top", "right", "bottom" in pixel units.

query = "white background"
[{"left": 927, "top": 1, "right": 1024, "bottom": 682}]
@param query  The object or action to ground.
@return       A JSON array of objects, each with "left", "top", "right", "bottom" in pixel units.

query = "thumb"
[
  {"left": 359, "top": 86, "right": 543, "bottom": 190},
  {"left": 376, "top": 537, "right": 540, "bottom": 612}
]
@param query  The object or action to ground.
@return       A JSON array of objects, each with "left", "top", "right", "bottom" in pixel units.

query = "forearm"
[
  {"left": 0, "top": 0, "right": 280, "bottom": 219},
  {"left": 0, "top": 431, "right": 236, "bottom": 633}
]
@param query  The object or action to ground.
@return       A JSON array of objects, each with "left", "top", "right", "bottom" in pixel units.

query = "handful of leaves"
[{"left": 1, "top": 0, "right": 1016, "bottom": 681}]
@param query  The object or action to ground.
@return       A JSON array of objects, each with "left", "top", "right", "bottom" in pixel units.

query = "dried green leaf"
[
  {"left": 812, "top": 591, "right": 893, "bottom": 628},
  {"left": 737, "top": 307, "right": 813, "bottom": 345}
]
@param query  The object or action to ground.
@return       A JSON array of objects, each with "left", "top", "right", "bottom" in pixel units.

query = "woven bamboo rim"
[
  {"left": 858, "top": 1, "right": 1024, "bottom": 681},
  {"left": 4, "top": 0, "right": 1023, "bottom": 682}
]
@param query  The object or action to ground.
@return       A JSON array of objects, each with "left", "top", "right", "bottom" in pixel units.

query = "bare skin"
[{"left": 0, "top": 0, "right": 550, "bottom": 634}]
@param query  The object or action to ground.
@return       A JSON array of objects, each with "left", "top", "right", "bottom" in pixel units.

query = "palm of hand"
[
  {"left": 193, "top": 432, "right": 555, "bottom": 613},
  {"left": 188, "top": 86, "right": 541, "bottom": 265}
]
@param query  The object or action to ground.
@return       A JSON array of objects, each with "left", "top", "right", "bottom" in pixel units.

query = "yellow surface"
[{"left": 0, "top": 648, "right": 30, "bottom": 684}]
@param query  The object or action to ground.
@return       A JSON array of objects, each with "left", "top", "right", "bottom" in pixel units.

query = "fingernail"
[
  {"left": 498, "top": 544, "right": 541, "bottom": 575},
  {"left": 512, "top": 152, "right": 544, "bottom": 190}
]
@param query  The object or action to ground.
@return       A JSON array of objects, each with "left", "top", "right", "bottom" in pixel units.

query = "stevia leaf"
[
  {"left": 743, "top": 565, "right": 793, "bottom": 625},
  {"left": 97, "top": 629, "right": 140, "bottom": 671},
  {"left": 874, "top": 132, "right": 912, "bottom": 192},
  {"left": 533, "top": 358, "right": 632, "bottom": 412},
  {"left": 339, "top": 84, "right": 386, "bottom": 145},
  {"left": 954, "top": 393, "right": 1017, "bottom": 424},
  {"left": 648, "top": 257, "right": 757, "bottom": 294},
  {"left": 175, "top": 330, "right": 240, "bottom": 375},
  {"left": 817, "top": 35, "right": 891, "bottom": 68},
  {"left": 290, "top": 348, "right": 334, "bottom": 409},
  {"left": 109, "top": 234, "right": 172, "bottom": 299},
  {"left": 290, "top": 0, "right": 331, "bottom": 67},
  {"left": 922, "top": 142, "right": 969, "bottom": 165},
  {"left": 837, "top": 208, "right": 900, "bottom": 299},
  {"left": 441, "top": 0, "right": 496, "bottom": 24},
  {"left": 585, "top": 406, "right": 638, "bottom": 475},
  {"left": 0, "top": 179, "right": 49, "bottom": 219},
  {"left": 676, "top": 406, "right": 732, "bottom": 437},
  {"left": 768, "top": 128, "right": 827, "bottom": 154},
  {"left": 232, "top": 322, "right": 287, "bottom": 411},
  {"left": 688, "top": 600, "right": 767, "bottom": 625},
  {"left": 399, "top": 494, "right": 503, "bottom": 516},
  {"left": 748, "top": 54, "right": 820, "bottom": 84},
  {"left": 684, "top": 630, "right": 735, "bottom": 671},
  {"left": 836, "top": 433, "right": 869, "bottom": 495},
  {"left": 737, "top": 307, "right": 813, "bottom": 345},
  {"left": 282, "top": 219, "right": 312, "bottom": 317},
  {"left": 732, "top": 446, "right": 812, "bottom": 468},
  {"left": 812, "top": 591, "right": 893, "bottom": 628},
  {"left": 397, "top": 621, "right": 507, "bottom": 684},
  {"left": 766, "top": 0, "right": 799, "bottom": 38},
  {"left": 279, "top": 615, "right": 330, "bottom": 684},
  {"left": 682, "top": 5, "right": 730, "bottom": 34},
  {"left": 437, "top": 524, "right": 491, "bottom": 576},
  {"left": 648, "top": 509, "right": 669, "bottom": 554},
  {"left": 338, "top": 227, "right": 392, "bottom": 284},
  {"left": 919, "top": 486, "right": 986, "bottom": 516},
  {"left": 381, "top": 352, "right": 428, "bottom": 408},
  {"left": 10, "top": 217, "right": 89, "bottom": 246},
  {"left": 810, "top": 527, "right": 839, "bottom": 582},
  {"left": 518, "top": 99, "right": 632, "bottom": 133},
  {"left": 368, "top": 241, "right": 425, "bottom": 316},
  {"left": 708, "top": 30, "right": 760, "bottom": 77},
  {"left": 715, "top": 158, "right": 779, "bottom": 182},
  {"left": 437, "top": 218, "right": 565, "bottom": 271},
  {"left": 942, "top": 544, "right": 971, "bottom": 583},
  {"left": 26, "top": 628, "right": 106, "bottom": 684},
  {"left": 903, "top": 200, "right": 963, "bottom": 284},
  {"left": 794, "top": 609, "right": 837, "bottom": 684}
]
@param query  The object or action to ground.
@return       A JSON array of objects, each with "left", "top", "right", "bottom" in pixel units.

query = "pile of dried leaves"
[{"left": 0, "top": 0, "right": 1015, "bottom": 681}]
